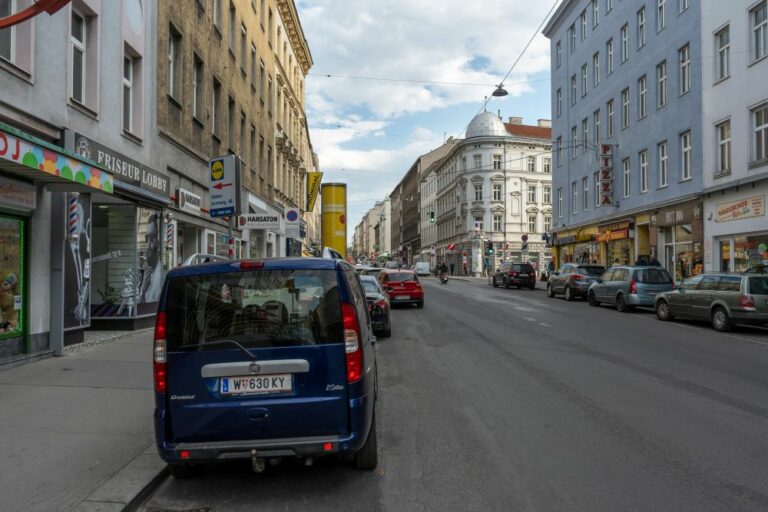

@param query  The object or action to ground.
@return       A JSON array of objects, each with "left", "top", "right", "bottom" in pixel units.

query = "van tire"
[
  {"left": 354, "top": 417, "right": 379, "bottom": 470},
  {"left": 168, "top": 463, "right": 201, "bottom": 479}
]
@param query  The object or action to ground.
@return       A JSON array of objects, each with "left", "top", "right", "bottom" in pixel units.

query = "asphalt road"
[{"left": 141, "top": 277, "right": 768, "bottom": 512}]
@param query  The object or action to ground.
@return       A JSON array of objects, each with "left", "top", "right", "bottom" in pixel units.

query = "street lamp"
[{"left": 492, "top": 84, "right": 509, "bottom": 97}]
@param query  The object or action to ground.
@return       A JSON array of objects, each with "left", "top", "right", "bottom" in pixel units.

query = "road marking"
[
  {"left": 524, "top": 317, "right": 537, "bottom": 322},
  {"left": 539, "top": 322, "right": 551, "bottom": 327}
]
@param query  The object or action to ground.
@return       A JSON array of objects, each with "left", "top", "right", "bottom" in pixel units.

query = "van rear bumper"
[{"left": 157, "top": 433, "right": 362, "bottom": 462}]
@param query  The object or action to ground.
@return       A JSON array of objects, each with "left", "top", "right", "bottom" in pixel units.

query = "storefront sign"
[
  {"left": 209, "top": 155, "right": 242, "bottom": 217},
  {"left": 238, "top": 213, "right": 281, "bottom": 230},
  {"left": 307, "top": 172, "right": 323, "bottom": 212},
  {"left": 63, "top": 131, "right": 167, "bottom": 196},
  {"left": 715, "top": 195, "right": 765, "bottom": 223},
  {"left": 285, "top": 208, "right": 301, "bottom": 239},
  {"left": 597, "top": 229, "right": 629, "bottom": 242},
  {"left": 599, "top": 144, "right": 614, "bottom": 206},
  {"left": 0, "top": 176, "right": 35, "bottom": 210},
  {"left": 651, "top": 201, "right": 703, "bottom": 227},
  {"left": 1, "top": 125, "right": 113, "bottom": 193},
  {"left": 177, "top": 188, "right": 202, "bottom": 215}
]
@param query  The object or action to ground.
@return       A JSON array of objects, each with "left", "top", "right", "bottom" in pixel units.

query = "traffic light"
[
  {"left": 485, "top": 241, "right": 494, "bottom": 255},
  {"left": 429, "top": 211, "right": 435, "bottom": 223}
]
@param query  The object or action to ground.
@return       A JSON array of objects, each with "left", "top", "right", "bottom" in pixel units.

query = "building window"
[
  {"left": 607, "top": 99, "right": 615, "bottom": 137},
  {"left": 580, "top": 10, "right": 587, "bottom": 40},
  {"left": 71, "top": 9, "right": 87, "bottom": 104},
  {"left": 493, "top": 154, "right": 502, "bottom": 170},
  {"left": 623, "top": 158, "right": 631, "bottom": 197},
  {"left": 558, "top": 188, "right": 563, "bottom": 218},
  {"left": 556, "top": 40, "right": 562, "bottom": 67},
  {"left": 571, "top": 126, "right": 578, "bottom": 157},
  {"left": 583, "top": 176, "right": 589, "bottom": 210},
  {"left": 0, "top": 0, "right": 14, "bottom": 63},
  {"left": 544, "top": 185, "right": 552, "bottom": 204},
  {"left": 657, "top": 0, "right": 666, "bottom": 31},
  {"left": 240, "top": 111, "right": 246, "bottom": 156},
  {"left": 593, "top": 52, "right": 600, "bottom": 87},
  {"left": 593, "top": 109, "right": 601, "bottom": 146},
  {"left": 212, "top": 78, "right": 221, "bottom": 136},
  {"left": 594, "top": 171, "right": 601, "bottom": 207},
  {"left": 753, "top": 1, "right": 767, "bottom": 61},
  {"left": 493, "top": 183, "right": 502, "bottom": 201},
  {"left": 528, "top": 156, "right": 536, "bottom": 172},
  {"left": 527, "top": 186, "right": 536, "bottom": 203},
  {"left": 581, "top": 118, "right": 589, "bottom": 152},
  {"left": 259, "top": 60, "right": 265, "bottom": 102},
  {"left": 606, "top": 0, "right": 613, "bottom": 13},
  {"left": 606, "top": 39, "right": 614, "bottom": 74},
  {"left": 716, "top": 26, "right": 730, "bottom": 81},
  {"left": 620, "top": 24, "right": 628, "bottom": 63},
  {"left": 268, "top": 75, "right": 273, "bottom": 114},
  {"left": 543, "top": 157, "right": 551, "bottom": 173},
  {"left": 556, "top": 137, "right": 563, "bottom": 165},
  {"left": 556, "top": 88, "right": 562, "bottom": 117},
  {"left": 679, "top": 0, "right": 689, "bottom": 13},
  {"left": 461, "top": 156, "right": 467, "bottom": 171},
  {"left": 638, "top": 75, "right": 647, "bottom": 119},
  {"left": 657, "top": 61, "right": 667, "bottom": 107},
  {"left": 658, "top": 141, "right": 668, "bottom": 187},
  {"left": 474, "top": 216, "right": 484, "bottom": 231},
  {"left": 679, "top": 44, "right": 690, "bottom": 94},
  {"left": 240, "top": 24, "right": 247, "bottom": 71},
  {"left": 474, "top": 183, "right": 482, "bottom": 201},
  {"left": 544, "top": 215, "right": 552, "bottom": 232},
  {"left": 637, "top": 7, "right": 646, "bottom": 48},
  {"left": 268, "top": 8, "right": 274, "bottom": 46},
  {"left": 572, "top": 182, "right": 578, "bottom": 214},
  {"left": 681, "top": 130, "right": 692, "bottom": 180},
  {"left": 528, "top": 214, "right": 537, "bottom": 233},
  {"left": 229, "top": 2, "right": 236, "bottom": 51},
  {"left": 592, "top": 0, "right": 599, "bottom": 27},
  {"left": 167, "top": 25, "right": 182, "bottom": 100},
  {"left": 213, "top": 0, "right": 220, "bottom": 27},
  {"left": 621, "top": 88, "right": 630, "bottom": 129},
  {"left": 639, "top": 150, "right": 648, "bottom": 193},
  {"left": 716, "top": 119, "right": 731, "bottom": 175},
  {"left": 569, "top": 24, "right": 576, "bottom": 52},
  {"left": 228, "top": 96, "right": 236, "bottom": 149},
  {"left": 473, "top": 154, "right": 482, "bottom": 169},
  {"left": 250, "top": 45, "right": 257, "bottom": 89},
  {"left": 192, "top": 55, "right": 203, "bottom": 120},
  {"left": 122, "top": 55, "right": 134, "bottom": 133},
  {"left": 752, "top": 102, "right": 768, "bottom": 162},
  {"left": 570, "top": 75, "right": 577, "bottom": 105},
  {"left": 493, "top": 214, "right": 502, "bottom": 232}
]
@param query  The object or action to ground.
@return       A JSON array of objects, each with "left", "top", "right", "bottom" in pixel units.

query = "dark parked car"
[
  {"left": 546, "top": 263, "right": 605, "bottom": 301},
  {"left": 655, "top": 273, "right": 768, "bottom": 332},
  {"left": 492, "top": 262, "right": 537, "bottom": 289},
  {"left": 588, "top": 266, "right": 675, "bottom": 312},
  {"left": 153, "top": 258, "right": 378, "bottom": 477},
  {"left": 360, "top": 275, "right": 391, "bottom": 337}
]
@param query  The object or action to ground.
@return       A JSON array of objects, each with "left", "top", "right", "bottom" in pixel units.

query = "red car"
[{"left": 378, "top": 269, "right": 424, "bottom": 308}]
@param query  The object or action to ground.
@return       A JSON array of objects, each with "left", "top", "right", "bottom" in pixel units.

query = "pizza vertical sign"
[
  {"left": 209, "top": 155, "right": 241, "bottom": 217},
  {"left": 599, "top": 144, "right": 614, "bottom": 207}
]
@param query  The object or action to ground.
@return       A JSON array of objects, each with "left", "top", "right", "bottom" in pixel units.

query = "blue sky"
[{"left": 296, "top": 0, "right": 559, "bottom": 239}]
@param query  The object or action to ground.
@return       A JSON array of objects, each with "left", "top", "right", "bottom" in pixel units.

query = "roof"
[
  {"left": 466, "top": 111, "right": 509, "bottom": 138},
  {"left": 167, "top": 257, "right": 346, "bottom": 278},
  {"left": 504, "top": 123, "right": 552, "bottom": 140}
]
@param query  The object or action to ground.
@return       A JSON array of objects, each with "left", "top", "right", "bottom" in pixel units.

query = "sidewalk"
[{"left": 0, "top": 329, "right": 164, "bottom": 512}]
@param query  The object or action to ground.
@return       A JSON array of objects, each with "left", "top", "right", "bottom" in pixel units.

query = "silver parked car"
[
  {"left": 546, "top": 263, "right": 605, "bottom": 301},
  {"left": 654, "top": 273, "right": 768, "bottom": 332},
  {"left": 588, "top": 266, "right": 675, "bottom": 312}
]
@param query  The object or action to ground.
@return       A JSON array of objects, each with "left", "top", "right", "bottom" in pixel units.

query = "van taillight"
[
  {"left": 629, "top": 278, "right": 637, "bottom": 295},
  {"left": 153, "top": 312, "right": 167, "bottom": 393},
  {"left": 739, "top": 295, "right": 756, "bottom": 310},
  {"left": 342, "top": 302, "right": 363, "bottom": 383}
]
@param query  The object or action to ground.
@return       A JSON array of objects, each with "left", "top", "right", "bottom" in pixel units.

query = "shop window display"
[
  {"left": 733, "top": 235, "right": 768, "bottom": 272},
  {"left": 0, "top": 215, "right": 24, "bottom": 356},
  {"left": 662, "top": 224, "right": 694, "bottom": 281},
  {"left": 607, "top": 239, "right": 632, "bottom": 266}
]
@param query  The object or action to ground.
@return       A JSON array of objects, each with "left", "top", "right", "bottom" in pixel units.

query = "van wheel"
[
  {"left": 588, "top": 291, "right": 600, "bottom": 307},
  {"left": 656, "top": 300, "right": 673, "bottom": 321},
  {"left": 711, "top": 307, "right": 733, "bottom": 332},
  {"left": 546, "top": 284, "right": 555, "bottom": 298},
  {"left": 168, "top": 463, "right": 202, "bottom": 479},
  {"left": 354, "top": 417, "right": 379, "bottom": 470},
  {"left": 616, "top": 294, "right": 633, "bottom": 313},
  {"left": 564, "top": 286, "right": 573, "bottom": 301}
]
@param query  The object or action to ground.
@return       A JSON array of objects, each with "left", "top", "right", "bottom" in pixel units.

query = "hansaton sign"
[{"left": 599, "top": 144, "right": 614, "bottom": 206}]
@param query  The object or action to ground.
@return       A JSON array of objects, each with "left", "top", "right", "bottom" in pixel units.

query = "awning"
[{"left": 0, "top": 122, "right": 113, "bottom": 193}]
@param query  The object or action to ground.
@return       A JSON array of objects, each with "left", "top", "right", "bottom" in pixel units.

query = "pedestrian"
[
  {"left": 463, "top": 261, "right": 468, "bottom": 275},
  {"left": 450, "top": 262, "right": 455, "bottom": 275}
]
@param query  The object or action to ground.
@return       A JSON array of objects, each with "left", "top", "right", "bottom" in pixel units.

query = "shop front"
[
  {"left": 242, "top": 192, "right": 283, "bottom": 259},
  {"left": 64, "top": 131, "right": 172, "bottom": 330},
  {"left": 703, "top": 184, "right": 767, "bottom": 273},
  {"left": 0, "top": 122, "right": 114, "bottom": 362},
  {"left": 552, "top": 226, "right": 599, "bottom": 267},
  {"left": 597, "top": 221, "right": 635, "bottom": 267},
  {"left": 650, "top": 200, "right": 703, "bottom": 281}
]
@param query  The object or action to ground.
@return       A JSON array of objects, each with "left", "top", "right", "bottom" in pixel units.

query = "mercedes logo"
[{"left": 248, "top": 362, "right": 260, "bottom": 375}]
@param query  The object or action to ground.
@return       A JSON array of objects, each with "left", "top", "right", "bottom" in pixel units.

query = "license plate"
[
  {"left": 395, "top": 295, "right": 410, "bottom": 300},
  {"left": 220, "top": 374, "right": 292, "bottom": 396},
  {"left": 646, "top": 291, "right": 658, "bottom": 296}
]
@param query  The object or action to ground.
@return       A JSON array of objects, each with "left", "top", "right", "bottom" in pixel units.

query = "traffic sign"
[
  {"left": 522, "top": 234, "right": 528, "bottom": 242},
  {"left": 209, "top": 155, "right": 241, "bottom": 217},
  {"left": 285, "top": 207, "right": 301, "bottom": 239}
]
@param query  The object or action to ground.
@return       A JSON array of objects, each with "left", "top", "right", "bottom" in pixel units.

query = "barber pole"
[
  {"left": 166, "top": 221, "right": 174, "bottom": 249},
  {"left": 68, "top": 192, "right": 79, "bottom": 241}
]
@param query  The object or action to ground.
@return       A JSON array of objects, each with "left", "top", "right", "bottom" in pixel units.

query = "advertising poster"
[{"left": 64, "top": 193, "right": 91, "bottom": 330}]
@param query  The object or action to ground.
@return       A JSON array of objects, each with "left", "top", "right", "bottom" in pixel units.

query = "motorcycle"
[{"left": 439, "top": 272, "right": 448, "bottom": 284}]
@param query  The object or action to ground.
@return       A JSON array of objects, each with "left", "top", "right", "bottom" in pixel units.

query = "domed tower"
[{"left": 465, "top": 111, "right": 511, "bottom": 139}]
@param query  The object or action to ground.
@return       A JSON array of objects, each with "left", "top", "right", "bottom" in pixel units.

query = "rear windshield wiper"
[{"left": 179, "top": 338, "right": 257, "bottom": 360}]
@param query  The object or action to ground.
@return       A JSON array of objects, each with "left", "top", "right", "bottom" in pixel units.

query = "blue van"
[{"left": 153, "top": 258, "right": 378, "bottom": 477}]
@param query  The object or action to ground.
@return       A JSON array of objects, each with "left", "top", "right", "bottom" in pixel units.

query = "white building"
[
  {"left": 430, "top": 112, "right": 553, "bottom": 276},
  {"left": 701, "top": 1, "right": 768, "bottom": 272}
]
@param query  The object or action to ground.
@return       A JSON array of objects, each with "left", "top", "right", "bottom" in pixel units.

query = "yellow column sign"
[
  {"left": 321, "top": 183, "right": 347, "bottom": 258},
  {"left": 307, "top": 172, "right": 323, "bottom": 212}
]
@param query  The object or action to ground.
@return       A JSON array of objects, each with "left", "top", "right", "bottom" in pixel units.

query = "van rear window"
[
  {"left": 749, "top": 277, "right": 768, "bottom": 295},
  {"left": 164, "top": 270, "right": 343, "bottom": 351},
  {"left": 635, "top": 268, "right": 672, "bottom": 284}
]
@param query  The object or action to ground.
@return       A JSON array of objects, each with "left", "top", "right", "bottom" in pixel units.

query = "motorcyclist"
[{"left": 438, "top": 262, "right": 449, "bottom": 282}]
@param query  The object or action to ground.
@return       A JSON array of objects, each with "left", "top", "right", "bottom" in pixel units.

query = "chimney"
[
  {"left": 537, "top": 119, "right": 552, "bottom": 128},
  {"left": 508, "top": 116, "right": 523, "bottom": 125},
  {"left": 497, "top": 109, "right": 502, "bottom": 120}
]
